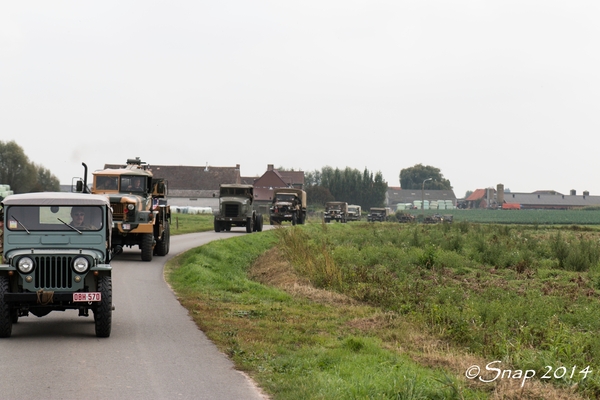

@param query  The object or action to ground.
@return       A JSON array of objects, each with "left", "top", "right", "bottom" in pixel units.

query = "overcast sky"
[{"left": 1, "top": 1, "right": 598, "bottom": 198}]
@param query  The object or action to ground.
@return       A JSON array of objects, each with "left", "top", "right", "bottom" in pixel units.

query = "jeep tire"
[
  {"left": 0, "top": 276, "right": 12, "bottom": 338},
  {"left": 94, "top": 275, "right": 112, "bottom": 338}
]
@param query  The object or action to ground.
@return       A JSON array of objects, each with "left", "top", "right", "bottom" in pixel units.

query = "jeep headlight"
[
  {"left": 73, "top": 257, "right": 89, "bottom": 273},
  {"left": 17, "top": 257, "right": 35, "bottom": 274}
]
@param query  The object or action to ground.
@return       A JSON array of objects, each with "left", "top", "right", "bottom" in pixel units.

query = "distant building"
[
  {"left": 467, "top": 184, "right": 600, "bottom": 210},
  {"left": 252, "top": 164, "right": 305, "bottom": 214},
  {"left": 386, "top": 186, "right": 457, "bottom": 210}
]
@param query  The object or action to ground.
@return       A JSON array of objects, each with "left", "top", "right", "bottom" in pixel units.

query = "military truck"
[
  {"left": 367, "top": 207, "right": 390, "bottom": 222},
  {"left": 323, "top": 201, "right": 348, "bottom": 223},
  {"left": 269, "top": 188, "right": 307, "bottom": 225},
  {"left": 214, "top": 184, "right": 263, "bottom": 233},
  {"left": 90, "top": 158, "right": 171, "bottom": 262},
  {"left": 347, "top": 205, "right": 362, "bottom": 221},
  {"left": 0, "top": 192, "right": 113, "bottom": 338}
]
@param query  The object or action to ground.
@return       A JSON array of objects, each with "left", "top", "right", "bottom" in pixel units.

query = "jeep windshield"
[{"left": 6, "top": 205, "right": 103, "bottom": 231}]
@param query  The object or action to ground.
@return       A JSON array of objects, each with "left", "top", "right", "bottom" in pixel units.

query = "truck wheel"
[
  {"left": 140, "top": 233, "right": 154, "bottom": 261},
  {"left": 299, "top": 212, "right": 305, "bottom": 224},
  {"left": 155, "top": 222, "right": 170, "bottom": 256},
  {"left": 94, "top": 275, "right": 112, "bottom": 338},
  {"left": 0, "top": 276, "right": 12, "bottom": 338},
  {"left": 256, "top": 214, "right": 263, "bottom": 232},
  {"left": 246, "top": 217, "right": 253, "bottom": 233},
  {"left": 292, "top": 213, "right": 297, "bottom": 226},
  {"left": 214, "top": 218, "right": 221, "bottom": 232}
]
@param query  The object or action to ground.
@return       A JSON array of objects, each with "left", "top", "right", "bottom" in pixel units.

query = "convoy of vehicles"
[
  {"left": 346, "top": 205, "right": 362, "bottom": 221},
  {"left": 0, "top": 192, "right": 113, "bottom": 338},
  {"left": 90, "top": 158, "right": 171, "bottom": 262},
  {"left": 323, "top": 201, "right": 348, "bottom": 223},
  {"left": 269, "top": 188, "right": 307, "bottom": 225},
  {"left": 214, "top": 184, "right": 263, "bottom": 233}
]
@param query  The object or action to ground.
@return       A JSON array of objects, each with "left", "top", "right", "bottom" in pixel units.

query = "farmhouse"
[{"left": 466, "top": 184, "right": 600, "bottom": 210}]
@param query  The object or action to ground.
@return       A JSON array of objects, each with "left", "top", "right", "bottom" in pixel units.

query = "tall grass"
[{"left": 275, "top": 222, "right": 600, "bottom": 397}]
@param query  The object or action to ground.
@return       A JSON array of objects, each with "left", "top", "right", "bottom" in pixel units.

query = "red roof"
[{"left": 466, "top": 189, "right": 487, "bottom": 201}]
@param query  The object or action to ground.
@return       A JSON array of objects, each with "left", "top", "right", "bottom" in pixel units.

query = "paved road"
[{"left": 0, "top": 229, "right": 268, "bottom": 400}]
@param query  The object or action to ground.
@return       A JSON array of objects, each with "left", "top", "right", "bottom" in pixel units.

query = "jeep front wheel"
[
  {"left": 0, "top": 276, "right": 12, "bottom": 338},
  {"left": 94, "top": 275, "right": 112, "bottom": 338},
  {"left": 140, "top": 233, "right": 154, "bottom": 261}
]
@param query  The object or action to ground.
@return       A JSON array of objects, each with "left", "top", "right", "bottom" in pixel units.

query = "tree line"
[
  {"left": 0, "top": 141, "right": 60, "bottom": 194},
  {"left": 303, "top": 166, "right": 388, "bottom": 209}
]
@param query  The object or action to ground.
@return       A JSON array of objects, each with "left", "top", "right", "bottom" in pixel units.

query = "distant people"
[
  {"left": 98, "top": 177, "right": 117, "bottom": 190},
  {"left": 127, "top": 178, "right": 143, "bottom": 191}
]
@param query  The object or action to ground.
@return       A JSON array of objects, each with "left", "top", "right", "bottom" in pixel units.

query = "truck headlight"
[
  {"left": 127, "top": 204, "right": 135, "bottom": 211},
  {"left": 17, "top": 257, "right": 35, "bottom": 273},
  {"left": 73, "top": 257, "right": 89, "bottom": 273}
]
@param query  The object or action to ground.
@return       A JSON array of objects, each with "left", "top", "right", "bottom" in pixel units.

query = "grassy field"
[
  {"left": 169, "top": 212, "right": 214, "bottom": 234},
  {"left": 165, "top": 217, "right": 600, "bottom": 399},
  {"left": 397, "top": 208, "right": 600, "bottom": 225}
]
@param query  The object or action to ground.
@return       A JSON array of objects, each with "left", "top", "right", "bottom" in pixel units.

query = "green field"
[
  {"left": 399, "top": 208, "right": 600, "bottom": 225},
  {"left": 166, "top": 218, "right": 600, "bottom": 399}
]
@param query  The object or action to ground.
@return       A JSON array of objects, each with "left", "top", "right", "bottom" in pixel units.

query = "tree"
[
  {"left": 309, "top": 166, "right": 387, "bottom": 209},
  {"left": 305, "top": 185, "right": 334, "bottom": 206},
  {"left": 399, "top": 164, "right": 452, "bottom": 190},
  {"left": 31, "top": 164, "right": 60, "bottom": 192},
  {"left": 0, "top": 141, "right": 60, "bottom": 193}
]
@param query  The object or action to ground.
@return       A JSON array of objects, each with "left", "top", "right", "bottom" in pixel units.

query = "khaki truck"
[
  {"left": 324, "top": 201, "right": 348, "bottom": 223},
  {"left": 367, "top": 207, "right": 390, "bottom": 222},
  {"left": 347, "top": 205, "right": 362, "bottom": 221},
  {"left": 269, "top": 188, "right": 307, "bottom": 225},
  {"left": 214, "top": 184, "right": 263, "bottom": 233},
  {"left": 89, "top": 158, "right": 171, "bottom": 262},
  {"left": 0, "top": 192, "right": 113, "bottom": 338}
]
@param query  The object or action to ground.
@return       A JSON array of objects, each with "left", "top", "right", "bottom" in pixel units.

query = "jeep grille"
[
  {"left": 224, "top": 204, "right": 240, "bottom": 217},
  {"left": 33, "top": 256, "right": 74, "bottom": 289}
]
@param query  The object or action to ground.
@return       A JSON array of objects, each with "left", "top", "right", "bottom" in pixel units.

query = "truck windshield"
[
  {"left": 95, "top": 176, "right": 118, "bottom": 190},
  {"left": 274, "top": 194, "right": 295, "bottom": 202},
  {"left": 6, "top": 205, "right": 103, "bottom": 231},
  {"left": 121, "top": 176, "right": 145, "bottom": 193}
]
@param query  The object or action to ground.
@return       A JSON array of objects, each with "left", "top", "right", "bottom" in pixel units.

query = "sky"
[{"left": 1, "top": 1, "right": 599, "bottom": 198}]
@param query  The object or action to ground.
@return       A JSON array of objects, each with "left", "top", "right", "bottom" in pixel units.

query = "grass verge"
[{"left": 167, "top": 222, "right": 600, "bottom": 399}]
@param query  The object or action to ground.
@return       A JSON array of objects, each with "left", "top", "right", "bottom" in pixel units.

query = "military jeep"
[{"left": 0, "top": 192, "right": 113, "bottom": 338}]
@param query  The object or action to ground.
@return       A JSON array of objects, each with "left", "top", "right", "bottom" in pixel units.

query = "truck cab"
[
  {"left": 214, "top": 184, "right": 263, "bottom": 233},
  {"left": 324, "top": 201, "right": 348, "bottom": 223},
  {"left": 269, "top": 188, "right": 307, "bottom": 225}
]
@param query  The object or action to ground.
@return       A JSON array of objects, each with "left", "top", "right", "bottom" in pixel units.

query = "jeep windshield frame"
[{"left": 6, "top": 205, "right": 104, "bottom": 232}]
